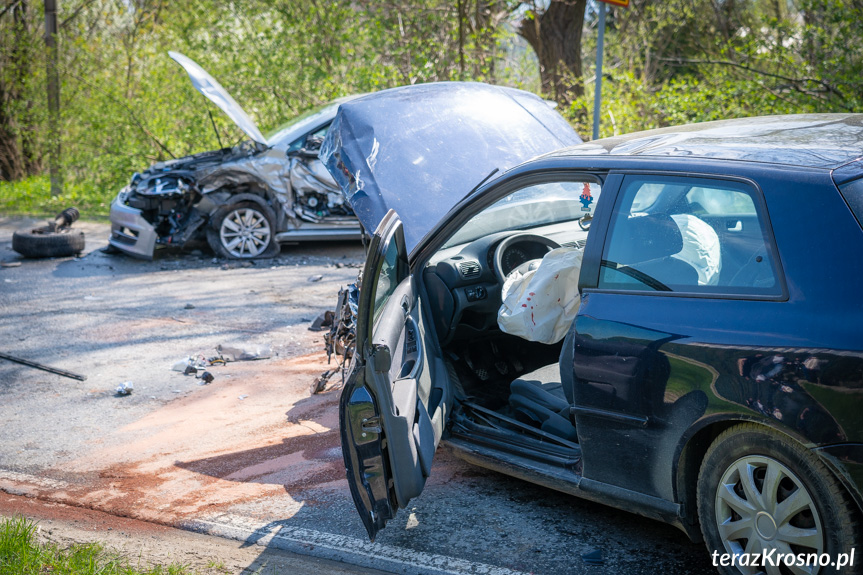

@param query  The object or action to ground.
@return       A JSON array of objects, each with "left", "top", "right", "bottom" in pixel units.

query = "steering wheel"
[{"left": 493, "top": 234, "right": 560, "bottom": 285}]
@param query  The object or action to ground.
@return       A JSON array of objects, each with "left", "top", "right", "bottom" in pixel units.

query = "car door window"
[
  {"left": 287, "top": 124, "right": 331, "bottom": 154},
  {"left": 373, "top": 233, "right": 404, "bottom": 324},
  {"left": 599, "top": 175, "right": 783, "bottom": 297}
]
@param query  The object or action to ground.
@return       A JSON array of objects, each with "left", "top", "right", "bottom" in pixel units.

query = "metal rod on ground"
[
  {"left": 592, "top": 1, "right": 606, "bottom": 141},
  {"left": 0, "top": 352, "right": 87, "bottom": 381}
]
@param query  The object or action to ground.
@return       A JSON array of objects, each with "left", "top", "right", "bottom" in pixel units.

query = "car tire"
[
  {"left": 697, "top": 423, "right": 861, "bottom": 575},
  {"left": 12, "top": 226, "right": 85, "bottom": 258},
  {"left": 207, "top": 201, "right": 279, "bottom": 259}
]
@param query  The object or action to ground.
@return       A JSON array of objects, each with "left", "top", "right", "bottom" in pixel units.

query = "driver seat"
[{"left": 508, "top": 329, "right": 577, "bottom": 442}]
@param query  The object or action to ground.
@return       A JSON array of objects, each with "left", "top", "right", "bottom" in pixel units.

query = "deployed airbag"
[{"left": 498, "top": 247, "right": 584, "bottom": 344}]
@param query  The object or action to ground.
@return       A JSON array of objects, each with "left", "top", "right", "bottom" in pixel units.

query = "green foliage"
[
  {"left": 0, "top": 515, "right": 195, "bottom": 575},
  {"left": 0, "top": 176, "right": 109, "bottom": 218},
  {"left": 0, "top": 0, "right": 522, "bottom": 217},
  {"left": 571, "top": 0, "right": 863, "bottom": 139}
]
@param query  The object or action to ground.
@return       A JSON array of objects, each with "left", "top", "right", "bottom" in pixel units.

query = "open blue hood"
[{"left": 320, "top": 82, "right": 582, "bottom": 252}]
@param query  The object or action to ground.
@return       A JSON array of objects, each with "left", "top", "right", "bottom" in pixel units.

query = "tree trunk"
[
  {"left": 517, "top": 0, "right": 586, "bottom": 105},
  {"left": 45, "top": 0, "right": 62, "bottom": 195}
]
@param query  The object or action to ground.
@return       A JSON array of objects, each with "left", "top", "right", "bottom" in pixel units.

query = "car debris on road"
[
  {"left": 311, "top": 281, "right": 359, "bottom": 394},
  {"left": 0, "top": 351, "right": 87, "bottom": 381}
]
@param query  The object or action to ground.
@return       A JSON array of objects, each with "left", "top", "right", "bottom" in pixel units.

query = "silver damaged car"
[{"left": 109, "top": 51, "right": 362, "bottom": 259}]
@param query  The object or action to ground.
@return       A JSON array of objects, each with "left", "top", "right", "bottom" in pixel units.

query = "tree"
[{"left": 516, "top": 0, "right": 587, "bottom": 105}]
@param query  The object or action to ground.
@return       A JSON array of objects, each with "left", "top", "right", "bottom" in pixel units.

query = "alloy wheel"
[{"left": 219, "top": 207, "right": 272, "bottom": 258}]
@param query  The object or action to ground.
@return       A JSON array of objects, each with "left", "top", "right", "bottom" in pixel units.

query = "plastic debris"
[
  {"left": 172, "top": 356, "right": 207, "bottom": 372},
  {"left": 115, "top": 381, "right": 134, "bottom": 396},
  {"left": 216, "top": 344, "right": 271, "bottom": 361},
  {"left": 238, "top": 394, "right": 248, "bottom": 400},
  {"left": 184, "top": 303, "right": 196, "bottom": 309},
  {"left": 308, "top": 310, "right": 334, "bottom": 332},
  {"left": 198, "top": 371, "right": 214, "bottom": 384},
  {"left": 308, "top": 274, "right": 323, "bottom": 282},
  {"left": 1, "top": 261, "right": 21, "bottom": 268}
]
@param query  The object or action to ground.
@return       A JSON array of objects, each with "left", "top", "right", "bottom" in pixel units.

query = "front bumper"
[{"left": 108, "top": 192, "right": 158, "bottom": 259}]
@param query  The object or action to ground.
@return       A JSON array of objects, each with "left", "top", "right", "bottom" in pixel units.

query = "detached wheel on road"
[
  {"left": 698, "top": 424, "right": 861, "bottom": 575},
  {"left": 12, "top": 225, "right": 85, "bottom": 258},
  {"left": 207, "top": 201, "right": 279, "bottom": 259}
]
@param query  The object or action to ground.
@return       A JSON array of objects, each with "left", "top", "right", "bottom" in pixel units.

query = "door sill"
[{"left": 450, "top": 402, "right": 581, "bottom": 468}]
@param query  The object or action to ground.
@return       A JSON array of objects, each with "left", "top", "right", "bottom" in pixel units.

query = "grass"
[
  {"left": 0, "top": 176, "right": 112, "bottom": 220},
  {"left": 0, "top": 515, "right": 197, "bottom": 575}
]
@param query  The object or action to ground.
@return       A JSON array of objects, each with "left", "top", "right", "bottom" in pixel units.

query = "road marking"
[{"left": 187, "top": 513, "right": 530, "bottom": 575}]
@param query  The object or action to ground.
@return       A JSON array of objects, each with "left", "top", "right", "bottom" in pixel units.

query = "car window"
[
  {"left": 265, "top": 101, "right": 339, "bottom": 146},
  {"left": 373, "top": 234, "right": 402, "bottom": 324},
  {"left": 599, "top": 175, "right": 782, "bottom": 297},
  {"left": 287, "top": 124, "right": 330, "bottom": 154},
  {"left": 839, "top": 177, "right": 863, "bottom": 230},
  {"left": 685, "top": 187, "right": 757, "bottom": 216},
  {"left": 442, "top": 179, "right": 601, "bottom": 248}
]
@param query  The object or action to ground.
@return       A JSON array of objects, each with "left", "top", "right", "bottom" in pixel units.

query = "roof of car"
[{"left": 553, "top": 113, "right": 863, "bottom": 169}]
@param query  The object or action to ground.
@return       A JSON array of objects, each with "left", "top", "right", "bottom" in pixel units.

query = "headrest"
[{"left": 610, "top": 213, "right": 684, "bottom": 264}]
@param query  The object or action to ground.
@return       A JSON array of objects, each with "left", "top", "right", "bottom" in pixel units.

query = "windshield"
[
  {"left": 264, "top": 101, "right": 341, "bottom": 146},
  {"left": 442, "top": 181, "right": 601, "bottom": 248}
]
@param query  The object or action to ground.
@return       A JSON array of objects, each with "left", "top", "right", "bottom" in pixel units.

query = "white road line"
[{"left": 187, "top": 513, "right": 530, "bottom": 575}]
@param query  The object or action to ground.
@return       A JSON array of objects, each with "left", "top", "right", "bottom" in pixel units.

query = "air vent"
[
  {"left": 458, "top": 261, "right": 481, "bottom": 279},
  {"left": 561, "top": 239, "right": 587, "bottom": 249}
]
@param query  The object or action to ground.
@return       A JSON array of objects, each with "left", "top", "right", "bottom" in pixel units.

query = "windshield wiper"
[{"left": 463, "top": 168, "right": 499, "bottom": 201}]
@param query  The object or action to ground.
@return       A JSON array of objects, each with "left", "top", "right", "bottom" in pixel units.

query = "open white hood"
[{"left": 168, "top": 51, "right": 267, "bottom": 146}]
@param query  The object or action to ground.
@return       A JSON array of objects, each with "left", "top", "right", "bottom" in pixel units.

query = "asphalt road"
[{"left": 0, "top": 218, "right": 717, "bottom": 575}]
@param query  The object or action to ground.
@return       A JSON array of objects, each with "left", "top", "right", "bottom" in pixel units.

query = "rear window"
[{"left": 839, "top": 178, "right": 863, "bottom": 230}]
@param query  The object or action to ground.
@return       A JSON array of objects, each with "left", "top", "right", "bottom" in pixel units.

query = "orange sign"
[{"left": 598, "top": 0, "right": 629, "bottom": 6}]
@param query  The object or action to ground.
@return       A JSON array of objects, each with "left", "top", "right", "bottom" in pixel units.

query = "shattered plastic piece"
[
  {"left": 309, "top": 310, "right": 334, "bottom": 332},
  {"left": 1, "top": 261, "right": 21, "bottom": 268},
  {"left": 172, "top": 356, "right": 207, "bottom": 372},
  {"left": 184, "top": 364, "right": 198, "bottom": 376},
  {"left": 115, "top": 381, "right": 134, "bottom": 396},
  {"left": 216, "top": 344, "right": 271, "bottom": 361},
  {"left": 311, "top": 368, "right": 339, "bottom": 394},
  {"left": 582, "top": 549, "right": 604, "bottom": 566},
  {"left": 238, "top": 394, "right": 248, "bottom": 400},
  {"left": 308, "top": 274, "right": 323, "bottom": 282}
]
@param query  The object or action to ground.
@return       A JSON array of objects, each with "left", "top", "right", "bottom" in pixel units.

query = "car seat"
[
  {"left": 508, "top": 329, "right": 577, "bottom": 442},
  {"left": 609, "top": 213, "right": 698, "bottom": 288}
]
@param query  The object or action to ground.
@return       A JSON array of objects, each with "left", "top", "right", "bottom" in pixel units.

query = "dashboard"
[{"left": 423, "top": 222, "right": 588, "bottom": 345}]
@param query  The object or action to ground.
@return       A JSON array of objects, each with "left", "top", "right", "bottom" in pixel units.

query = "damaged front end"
[
  {"left": 108, "top": 148, "right": 238, "bottom": 258},
  {"left": 288, "top": 138, "right": 354, "bottom": 225}
]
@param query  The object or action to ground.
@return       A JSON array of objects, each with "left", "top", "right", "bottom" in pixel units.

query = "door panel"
[{"left": 340, "top": 210, "right": 447, "bottom": 541}]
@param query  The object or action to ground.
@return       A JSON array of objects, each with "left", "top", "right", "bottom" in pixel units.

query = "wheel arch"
[{"left": 674, "top": 415, "right": 863, "bottom": 542}]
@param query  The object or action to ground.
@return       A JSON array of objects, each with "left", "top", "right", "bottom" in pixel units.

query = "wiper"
[{"left": 463, "top": 168, "right": 499, "bottom": 201}]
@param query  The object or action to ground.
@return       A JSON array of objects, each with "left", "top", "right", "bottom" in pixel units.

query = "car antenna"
[
  {"left": 208, "top": 109, "right": 224, "bottom": 149},
  {"left": 464, "top": 168, "right": 499, "bottom": 200}
]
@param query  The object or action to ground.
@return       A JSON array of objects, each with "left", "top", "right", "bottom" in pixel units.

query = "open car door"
[{"left": 340, "top": 210, "right": 448, "bottom": 541}]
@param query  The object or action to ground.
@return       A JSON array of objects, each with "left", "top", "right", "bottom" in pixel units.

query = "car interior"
[{"left": 413, "top": 174, "right": 780, "bottom": 470}]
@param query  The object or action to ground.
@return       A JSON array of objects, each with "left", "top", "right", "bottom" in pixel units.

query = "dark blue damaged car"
[{"left": 322, "top": 86, "right": 863, "bottom": 574}]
